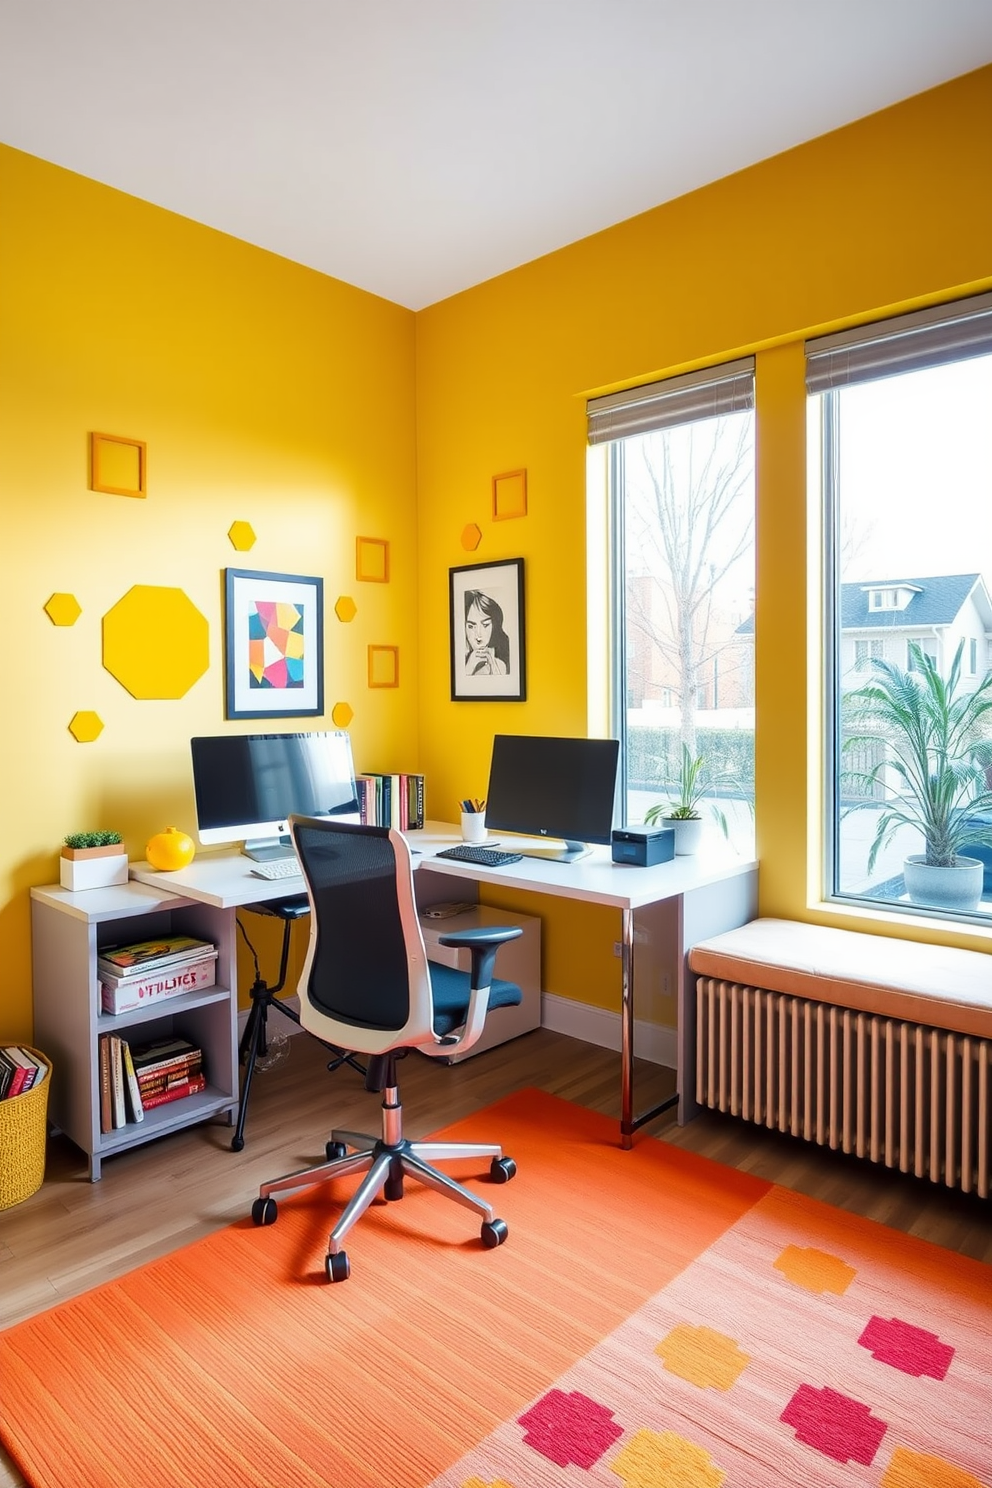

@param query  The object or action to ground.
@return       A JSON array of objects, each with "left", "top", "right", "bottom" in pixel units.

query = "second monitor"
[{"left": 483, "top": 734, "right": 619, "bottom": 862}]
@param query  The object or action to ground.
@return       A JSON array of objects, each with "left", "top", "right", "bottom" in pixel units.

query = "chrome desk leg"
[{"left": 620, "top": 904, "right": 678, "bottom": 1148}]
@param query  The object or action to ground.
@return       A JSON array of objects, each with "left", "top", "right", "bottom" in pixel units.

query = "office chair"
[
  {"left": 250, "top": 817, "right": 524, "bottom": 1281},
  {"left": 232, "top": 895, "right": 367, "bottom": 1152}
]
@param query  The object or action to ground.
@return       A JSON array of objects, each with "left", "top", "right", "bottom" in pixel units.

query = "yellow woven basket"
[{"left": 0, "top": 1046, "right": 51, "bottom": 1209}]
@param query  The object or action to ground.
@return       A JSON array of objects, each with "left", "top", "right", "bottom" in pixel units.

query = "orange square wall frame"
[
  {"left": 91, "top": 433, "right": 147, "bottom": 498},
  {"left": 492, "top": 468, "right": 527, "bottom": 521},
  {"left": 356, "top": 536, "right": 390, "bottom": 582},
  {"left": 368, "top": 645, "right": 399, "bottom": 688}
]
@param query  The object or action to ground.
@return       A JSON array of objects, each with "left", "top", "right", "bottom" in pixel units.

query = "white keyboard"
[{"left": 249, "top": 857, "right": 302, "bottom": 881}]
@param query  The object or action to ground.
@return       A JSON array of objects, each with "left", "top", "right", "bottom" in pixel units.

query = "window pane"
[
  {"left": 826, "top": 352, "right": 992, "bottom": 922},
  {"left": 611, "top": 410, "right": 755, "bottom": 855}
]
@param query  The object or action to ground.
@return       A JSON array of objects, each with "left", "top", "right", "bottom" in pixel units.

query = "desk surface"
[{"left": 126, "top": 821, "right": 757, "bottom": 911}]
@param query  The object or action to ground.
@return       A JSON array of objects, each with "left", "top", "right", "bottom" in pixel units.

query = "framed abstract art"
[{"left": 224, "top": 568, "right": 324, "bottom": 719}]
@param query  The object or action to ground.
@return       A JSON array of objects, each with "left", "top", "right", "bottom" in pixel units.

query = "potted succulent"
[
  {"left": 843, "top": 640, "right": 992, "bottom": 912},
  {"left": 644, "top": 744, "right": 728, "bottom": 855},
  {"left": 60, "top": 830, "right": 128, "bottom": 892}
]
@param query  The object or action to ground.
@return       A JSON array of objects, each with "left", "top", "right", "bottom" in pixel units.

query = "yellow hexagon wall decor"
[
  {"left": 335, "top": 595, "right": 357, "bottom": 623},
  {"left": 45, "top": 592, "right": 82, "bottom": 626},
  {"left": 461, "top": 523, "right": 483, "bottom": 551},
  {"left": 103, "top": 585, "right": 209, "bottom": 699},
  {"left": 331, "top": 701, "right": 354, "bottom": 729},
  {"left": 68, "top": 710, "right": 104, "bottom": 742},
  {"left": 228, "top": 520, "right": 256, "bottom": 551}
]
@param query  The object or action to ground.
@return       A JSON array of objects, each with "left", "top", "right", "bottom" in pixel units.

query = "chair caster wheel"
[
  {"left": 481, "top": 1218, "right": 508, "bottom": 1249},
  {"left": 384, "top": 1175, "right": 404, "bottom": 1201},
  {"left": 489, "top": 1155, "right": 516, "bottom": 1183},
  {"left": 326, "top": 1251, "right": 351, "bottom": 1282},
  {"left": 231, "top": 1134, "right": 245, "bottom": 1152},
  {"left": 252, "top": 1197, "right": 277, "bottom": 1226},
  {"left": 325, "top": 1140, "right": 348, "bottom": 1160}
]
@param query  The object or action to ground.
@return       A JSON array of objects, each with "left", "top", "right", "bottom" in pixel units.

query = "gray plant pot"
[{"left": 902, "top": 855, "right": 983, "bottom": 912}]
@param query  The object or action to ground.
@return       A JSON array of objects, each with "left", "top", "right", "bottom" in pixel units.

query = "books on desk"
[{"left": 357, "top": 773, "right": 424, "bottom": 831}]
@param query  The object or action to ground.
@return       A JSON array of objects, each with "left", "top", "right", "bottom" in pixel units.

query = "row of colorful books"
[
  {"left": 356, "top": 772, "right": 425, "bottom": 830},
  {"left": 98, "top": 933, "right": 218, "bottom": 1016},
  {"left": 98, "top": 1034, "right": 205, "bottom": 1131},
  {"left": 0, "top": 1046, "right": 48, "bottom": 1101}
]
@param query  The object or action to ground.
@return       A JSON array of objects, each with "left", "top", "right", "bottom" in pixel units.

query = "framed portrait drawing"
[
  {"left": 224, "top": 568, "right": 324, "bottom": 719},
  {"left": 449, "top": 558, "right": 526, "bottom": 701}
]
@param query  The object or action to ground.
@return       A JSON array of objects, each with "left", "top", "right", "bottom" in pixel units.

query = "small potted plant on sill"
[
  {"left": 643, "top": 744, "right": 728, "bottom": 856},
  {"left": 60, "top": 831, "right": 128, "bottom": 892},
  {"left": 842, "top": 640, "right": 992, "bottom": 913}
]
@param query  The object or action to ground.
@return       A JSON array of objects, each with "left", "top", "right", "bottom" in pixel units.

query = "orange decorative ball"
[{"left": 146, "top": 825, "right": 196, "bottom": 871}]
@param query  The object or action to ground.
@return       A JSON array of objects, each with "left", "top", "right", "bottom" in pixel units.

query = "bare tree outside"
[{"left": 623, "top": 413, "right": 754, "bottom": 755}]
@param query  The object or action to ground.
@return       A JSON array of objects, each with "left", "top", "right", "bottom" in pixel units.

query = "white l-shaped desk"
[{"left": 129, "top": 821, "right": 757, "bottom": 1148}]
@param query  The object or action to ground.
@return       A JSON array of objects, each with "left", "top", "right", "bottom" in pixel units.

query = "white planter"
[
  {"left": 902, "top": 854, "right": 983, "bottom": 913},
  {"left": 60, "top": 847, "right": 129, "bottom": 892},
  {"left": 661, "top": 816, "right": 704, "bottom": 856}
]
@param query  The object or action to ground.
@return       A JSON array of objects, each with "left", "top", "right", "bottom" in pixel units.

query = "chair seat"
[{"left": 427, "top": 962, "right": 522, "bottom": 1037}]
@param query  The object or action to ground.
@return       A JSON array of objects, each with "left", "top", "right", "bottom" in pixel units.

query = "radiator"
[{"left": 695, "top": 978, "right": 991, "bottom": 1198}]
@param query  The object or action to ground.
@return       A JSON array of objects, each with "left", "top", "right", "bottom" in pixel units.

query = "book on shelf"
[
  {"left": 129, "top": 1036, "right": 201, "bottom": 1078},
  {"left": 97, "top": 934, "right": 215, "bottom": 981},
  {"left": 99, "top": 1035, "right": 113, "bottom": 1131},
  {"left": 140, "top": 1073, "right": 207, "bottom": 1111},
  {"left": 100, "top": 954, "right": 217, "bottom": 1015},
  {"left": 109, "top": 1035, "right": 126, "bottom": 1129},
  {"left": 356, "top": 772, "right": 424, "bottom": 830},
  {"left": 136, "top": 1054, "right": 203, "bottom": 1098},
  {"left": 0, "top": 1046, "right": 46, "bottom": 1100},
  {"left": 120, "top": 1039, "right": 144, "bottom": 1122}
]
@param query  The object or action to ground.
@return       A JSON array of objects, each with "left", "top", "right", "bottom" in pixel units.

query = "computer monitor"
[
  {"left": 484, "top": 734, "right": 619, "bottom": 862},
  {"left": 190, "top": 731, "right": 360, "bottom": 860}
]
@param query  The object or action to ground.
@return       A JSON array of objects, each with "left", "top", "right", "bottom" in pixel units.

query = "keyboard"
[
  {"left": 249, "top": 857, "right": 303, "bottom": 881},
  {"left": 434, "top": 845, "right": 523, "bottom": 867}
]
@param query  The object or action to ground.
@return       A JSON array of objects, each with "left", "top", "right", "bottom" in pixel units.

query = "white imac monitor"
[{"left": 190, "top": 731, "right": 360, "bottom": 860}]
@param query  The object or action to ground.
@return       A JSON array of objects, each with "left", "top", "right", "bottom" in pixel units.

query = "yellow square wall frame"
[
  {"left": 356, "top": 536, "right": 389, "bottom": 583},
  {"left": 91, "top": 433, "right": 147, "bottom": 498},
  {"left": 492, "top": 468, "right": 527, "bottom": 521},
  {"left": 368, "top": 645, "right": 399, "bottom": 688}
]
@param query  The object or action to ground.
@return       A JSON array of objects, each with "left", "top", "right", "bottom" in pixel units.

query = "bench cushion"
[{"left": 688, "top": 918, "right": 992, "bottom": 1040}]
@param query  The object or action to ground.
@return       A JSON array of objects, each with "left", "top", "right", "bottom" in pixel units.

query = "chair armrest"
[{"left": 438, "top": 925, "right": 522, "bottom": 993}]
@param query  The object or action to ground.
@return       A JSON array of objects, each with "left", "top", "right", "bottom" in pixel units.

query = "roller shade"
[
  {"left": 587, "top": 357, "right": 754, "bottom": 445},
  {"left": 806, "top": 291, "right": 992, "bottom": 393}
]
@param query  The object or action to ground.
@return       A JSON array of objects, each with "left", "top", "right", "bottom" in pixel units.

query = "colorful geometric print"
[
  {"left": 247, "top": 599, "right": 305, "bottom": 689},
  {"left": 429, "top": 1186, "right": 990, "bottom": 1488}
]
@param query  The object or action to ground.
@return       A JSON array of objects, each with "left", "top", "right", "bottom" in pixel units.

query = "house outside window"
[
  {"left": 809, "top": 292, "right": 992, "bottom": 925},
  {"left": 588, "top": 360, "right": 755, "bottom": 853}
]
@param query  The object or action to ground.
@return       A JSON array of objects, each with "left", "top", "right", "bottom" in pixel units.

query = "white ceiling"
[{"left": 2, "top": 1, "right": 991, "bottom": 310}]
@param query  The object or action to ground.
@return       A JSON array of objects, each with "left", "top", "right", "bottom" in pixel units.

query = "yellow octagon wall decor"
[
  {"left": 103, "top": 585, "right": 209, "bottom": 699},
  {"left": 331, "top": 701, "right": 354, "bottom": 728}
]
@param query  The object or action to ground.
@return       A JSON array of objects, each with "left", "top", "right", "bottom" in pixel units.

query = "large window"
[
  {"left": 589, "top": 361, "right": 755, "bottom": 854},
  {"left": 811, "top": 293, "right": 992, "bottom": 923}
]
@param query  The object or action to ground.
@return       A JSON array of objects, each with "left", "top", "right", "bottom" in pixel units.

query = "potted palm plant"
[
  {"left": 843, "top": 641, "right": 992, "bottom": 912},
  {"left": 644, "top": 744, "right": 727, "bottom": 855}
]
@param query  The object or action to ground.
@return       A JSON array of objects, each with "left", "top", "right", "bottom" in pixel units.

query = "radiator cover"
[{"left": 695, "top": 977, "right": 991, "bottom": 1198}]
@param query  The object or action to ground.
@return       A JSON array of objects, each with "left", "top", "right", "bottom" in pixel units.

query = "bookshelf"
[{"left": 30, "top": 881, "right": 238, "bottom": 1180}]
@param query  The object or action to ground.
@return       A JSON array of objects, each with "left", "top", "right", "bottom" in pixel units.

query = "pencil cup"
[{"left": 461, "top": 811, "right": 487, "bottom": 844}]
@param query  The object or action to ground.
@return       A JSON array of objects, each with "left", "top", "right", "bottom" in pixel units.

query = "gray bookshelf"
[{"left": 30, "top": 880, "right": 238, "bottom": 1180}]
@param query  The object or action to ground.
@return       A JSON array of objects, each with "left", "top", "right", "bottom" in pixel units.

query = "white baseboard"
[
  {"left": 240, "top": 990, "right": 677, "bottom": 1071},
  {"left": 541, "top": 992, "right": 676, "bottom": 1069}
]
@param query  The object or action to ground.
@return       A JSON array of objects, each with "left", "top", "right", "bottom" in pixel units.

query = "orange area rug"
[{"left": 1, "top": 1090, "right": 990, "bottom": 1487}]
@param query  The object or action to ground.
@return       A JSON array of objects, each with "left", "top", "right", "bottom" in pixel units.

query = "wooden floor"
[{"left": 2, "top": 1027, "right": 991, "bottom": 1487}]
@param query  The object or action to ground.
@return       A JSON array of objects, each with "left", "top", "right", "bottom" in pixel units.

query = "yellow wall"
[
  {"left": 416, "top": 64, "right": 992, "bottom": 1005},
  {"left": 0, "top": 145, "right": 418, "bottom": 1041},
  {"left": 4, "top": 66, "right": 992, "bottom": 1042}
]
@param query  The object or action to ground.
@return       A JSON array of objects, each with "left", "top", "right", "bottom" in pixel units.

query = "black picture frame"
[
  {"left": 449, "top": 557, "right": 526, "bottom": 701},
  {"left": 224, "top": 567, "right": 324, "bottom": 720}
]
